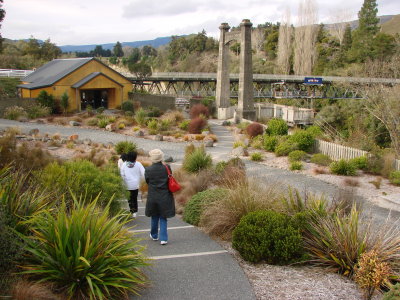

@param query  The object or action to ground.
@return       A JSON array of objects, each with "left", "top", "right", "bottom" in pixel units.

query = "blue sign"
[{"left": 304, "top": 77, "right": 323, "bottom": 85}]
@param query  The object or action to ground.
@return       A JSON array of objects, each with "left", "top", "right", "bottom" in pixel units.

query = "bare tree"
[
  {"left": 276, "top": 8, "right": 292, "bottom": 74},
  {"left": 252, "top": 27, "right": 265, "bottom": 53},
  {"left": 328, "top": 8, "right": 352, "bottom": 44},
  {"left": 293, "top": 0, "right": 318, "bottom": 75}
]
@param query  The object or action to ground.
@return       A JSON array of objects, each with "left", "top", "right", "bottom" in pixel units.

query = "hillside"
[{"left": 381, "top": 14, "right": 400, "bottom": 35}]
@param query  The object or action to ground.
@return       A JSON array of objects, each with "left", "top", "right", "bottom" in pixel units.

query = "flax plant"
[{"left": 21, "top": 196, "right": 148, "bottom": 299}]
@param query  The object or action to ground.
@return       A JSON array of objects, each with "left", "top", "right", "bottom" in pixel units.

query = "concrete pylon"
[
  {"left": 216, "top": 23, "right": 231, "bottom": 111},
  {"left": 216, "top": 19, "right": 255, "bottom": 121}
]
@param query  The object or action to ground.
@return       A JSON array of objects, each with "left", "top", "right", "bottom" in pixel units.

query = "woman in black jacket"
[{"left": 145, "top": 149, "right": 175, "bottom": 245}]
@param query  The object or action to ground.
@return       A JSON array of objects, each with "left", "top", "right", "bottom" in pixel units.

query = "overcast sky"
[{"left": 2, "top": 0, "right": 399, "bottom": 46}]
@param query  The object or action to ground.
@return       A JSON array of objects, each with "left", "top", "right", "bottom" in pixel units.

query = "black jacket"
[{"left": 144, "top": 162, "right": 175, "bottom": 218}]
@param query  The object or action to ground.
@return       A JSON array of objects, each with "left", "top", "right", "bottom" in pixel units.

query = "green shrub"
[
  {"left": 183, "top": 146, "right": 212, "bottom": 173},
  {"left": 288, "top": 150, "right": 307, "bottom": 162},
  {"left": 25, "top": 103, "right": 51, "bottom": 119},
  {"left": 306, "top": 125, "right": 323, "bottom": 138},
  {"left": 135, "top": 108, "right": 147, "bottom": 126},
  {"left": 147, "top": 106, "right": 162, "bottom": 117},
  {"left": 290, "top": 161, "right": 303, "bottom": 170},
  {"left": 178, "top": 120, "right": 190, "bottom": 131},
  {"left": 237, "top": 121, "right": 250, "bottom": 131},
  {"left": 232, "top": 210, "right": 304, "bottom": 264},
  {"left": 125, "top": 110, "right": 134, "bottom": 117},
  {"left": 263, "top": 135, "right": 278, "bottom": 152},
  {"left": 98, "top": 118, "right": 109, "bottom": 128},
  {"left": 275, "top": 140, "right": 298, "bottom": 156},
  {"left": 36, "top": 161, "right": 125, "bottom": 214},
  {"left": 183, "top": 189, "right": 226, "bottom": 226},
  {"left": 115, "top": 141, "right": 137, "bottom": 155},
  {"left": 121, "top": 100, "right": 135, "bottom": 113},
  {"left": 310, "top": 153, "right": 332, "bottom": 166},
  {"left": 383, "top": 283, "right": 400, "bottom": 300},
  {"left": 215, "top": 161, "right": 228, "bottom": 174},
  {"left": 147, "top": 119, "right": 158, "bottom": 130},
  {"left": 158, "top": 119, "right": 171, "bottom": 131},
  {"left": 97, "top": 106, "right": 105, "bottom": 114},
  {"left": 36, "top": 90, "right": 56, "bottom": 112},
  {"left": 365, "top": 154, "right": 384, "bottom": 175},
  {"left": 389, "top": 171, "right": 400, "bottom": 186},
  {"left": 349, "top": 156, "right": 368, "bottom": 170},
  {"left": 266, "top": 118, "right": 288, "bottom": 136},
  {"left": 22, "top": 200, "right": 148, "bottom": 299},
  {"left": 60, "top": 92, "right": 69, "bottom": 114},
  {"left": 330, "top": 159, "right": 357, "bottom": 176},
  {"left": 287, "top": 130, "right": 315, "bottom": 152},
  {"left": 233, "top": 140, "right": 246, "bottom": 149},
  {"left": 87, "top": 117, "right": 98, "bottom": 126},
  {"left": 250, "top": 152, "right": 263, "bottom": 161},
  {"left": 3, "top": 106, "right": 27, "bottom": 120}
]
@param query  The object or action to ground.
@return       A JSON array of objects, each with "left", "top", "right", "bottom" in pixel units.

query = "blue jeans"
[{"left": 151, "top": 216, "right": 168, "bottom": 241}]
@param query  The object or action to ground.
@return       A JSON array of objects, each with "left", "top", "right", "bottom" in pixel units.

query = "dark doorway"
[{"left": 81, "top": 89, "right": 108, "bottom": 110}]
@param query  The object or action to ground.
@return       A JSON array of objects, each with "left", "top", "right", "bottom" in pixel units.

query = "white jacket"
[{"left": 120, "top": 161, "right": 145, "bottom": 190}]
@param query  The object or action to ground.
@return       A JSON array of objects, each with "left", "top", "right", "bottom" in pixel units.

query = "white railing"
[
  {"left": 0, "top": 69, "right": 34, "bottom": 78},
  {"left": 314, "top": 139, "right": 400, "bottom": 171}
]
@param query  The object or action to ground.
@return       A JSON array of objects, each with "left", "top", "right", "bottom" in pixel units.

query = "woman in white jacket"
[{"left": 120, "top": 151, "right": 145, "bottom": 218}]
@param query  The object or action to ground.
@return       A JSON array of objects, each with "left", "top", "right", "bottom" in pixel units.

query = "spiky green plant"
[
  {"left": 115, "top": 141, "right": 137, "bottom": 155},
  {"left": 250, "top": 152, "right": 263, "bottom": 161},
  {"left": 134, "top": 108, "right": 147, "bottom": 126},
  {"left": 21, "top": 197, "right": 148, "bottom": 299},
  {"left": 182, "top": 146, "right": 212, "bottom": 173}
]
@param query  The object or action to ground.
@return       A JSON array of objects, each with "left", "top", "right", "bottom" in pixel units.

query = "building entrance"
[{"left": 81, "top": 89, "right": 108, "bottom": 110}]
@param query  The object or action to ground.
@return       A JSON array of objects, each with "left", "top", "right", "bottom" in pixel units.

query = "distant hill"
[
  {"left": 381, "top": 14, "right": 400, "bottom": 35},
  {"left": 59, "top": 36, "right": 174, "bottom": 53}
]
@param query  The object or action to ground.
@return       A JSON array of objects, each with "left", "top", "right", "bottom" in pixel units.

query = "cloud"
[{"left": 122, "top": 0, "right": 201, "bottom": 18}]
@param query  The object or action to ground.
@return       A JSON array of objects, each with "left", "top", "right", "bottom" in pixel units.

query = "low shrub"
[
  {"left": 263, "top": 135, "right": 279, "bottom": 152},
  {"left": 200, "top": 180, "right": 283, "bottom": 240},
  {"left": 287, "top": 130, "right": 315, "bottom": 152},
  {"left": 365, "top": 153, "right": 384, "bottom": 175},
  {"left": 36, "top": 161, "right": 125, "bottom": 214},
  {"left": 115, "top": 141, "right": 137, "bottom": 155},
  {"left": 288, "top": 150, "right": 307, "bottom": 162},
  {"left": 189, "top": 104, "right": 209, "bottom": 119},
  {"left": 266, "top": 118, "right": 288, "bottom": 136},
  {"left": 146, "top": 106, "right": 162, "bottom": 117},
  {"left": 250, "top": 136, "right": 263, "bottom": 149},
  {"left": 135, "top": 108, "right": 147, "bottom": 126},
  {"left": 147, "top": 119, "right": 158, "bottom": 131},
  {"left": 246, "top": 122, "right": 264, "bottom": 138},
  {"left": 330, "top": 159, "right": 357, "bottom": 176},
  {"left": 22, "top": 200, "right": 148, "bottom": 299},
  {"left": 250, "top": 152, "right": 263, "bottom": 161},
  {"left": 183, "top": 188, "right": 227, "bottom": 226},
  {"left": 389, "top": 171, "right": 400, "bottom": 186},
  {"left": 233, "top": 140, "right": 246, "bottom": 149},
  {"left": 3, "top": 105, "right": 26, "bottom": 120},
  {"left": 232, "top": 210, "right": 304, "bottom": 264},
  {"left": 384, "top": 283, "right": 400, "bottom": 300},
  {"left": 97, "top": 106, "right": 105, "bottom": 114},
  {"left": 86, "top": 117, "right": 98, "bottom": 126},
  {"left": 275, "top": 140, "right": 298, "bottom": 157},
  {"left": 305, "top": 125, "right": 323, "bottom": 138},
  {"left": 158, "top": 119, "right": 171, "bottom": 131},
  {"left": 161, "top": 110, "right": 184, "bottom": 125},
  {"left": 36, "top": 90, "right": 56, "bottom": 113},
  {"left": 290, "top": 161, "right": 303, "bottom": 171},
  {"left": 98, "top": 118, "right": 109, "bottom": 128},
  {"left": 354, "top": 250, "right": 391, "bottom": 300},
  {"left": 121, "top": 100, "right": 134, "bottom": 113},
  {"left": 178, "top": 120, "right": 190, "bottom": 131},
  {"left": 343, "top": 178, "right": 360, "bottom": 187},
  {"left": 215, "top": 158, "right": 247, "bottom": 188},
  {"left": 25, "top": 103, "right": 51, "bottom": 119},
  {"left": 188, "top": 117, "right": 207, "bottom": 134},
  {"left": 310, "top": 153, "right": 332, "bottom": 166},
  {"left": 182, "top": 146, "right": 212, "bottom": 173},
  {"left": 349, "top": 156, "right": 368, "bottom": 170}
]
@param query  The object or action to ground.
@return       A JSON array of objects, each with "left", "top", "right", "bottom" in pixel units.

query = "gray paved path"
[{"left": 1, "top": 118, "right": 400, "bottom": 299}]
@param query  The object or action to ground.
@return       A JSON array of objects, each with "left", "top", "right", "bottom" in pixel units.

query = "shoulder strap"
[{"left": 164, "top": 164, "right": 171, "bottom": 176}]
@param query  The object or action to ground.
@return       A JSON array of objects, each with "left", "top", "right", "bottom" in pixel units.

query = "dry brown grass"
[
  {"left": 313, "top": 167, "right": 328, "bottom": 174},
  {"left": 195, "top": 134, "right": 205, "bottom": 141},
  {"left": 12, "top": 280, "right": 60, "bottom": 300},
  {"left": 200, "top": 179, "right": 283, "bottom": 240},
  {"left": 207, "top": 134, "right": 218, "bottom": 142},
  {"left": 369, "top": 177, "right": 382, "bottom": 189},
  {"left": 343, "top": 178, "right": 360, "bottom": 187},
  {"left": 160, "top": 110, "right": 184, "bottom": 125}
]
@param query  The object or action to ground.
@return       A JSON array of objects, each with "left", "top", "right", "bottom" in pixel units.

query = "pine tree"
[
  {"left": 341, "top": 24, "right": 352, "bottom": 51},
  {"left": 113, "top": 41, "right": 124, "bottom": 57}
]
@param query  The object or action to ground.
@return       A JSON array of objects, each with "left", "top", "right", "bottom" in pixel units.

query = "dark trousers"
[{"left": 128, "top": 189, "right": 139, "bottom": 213}]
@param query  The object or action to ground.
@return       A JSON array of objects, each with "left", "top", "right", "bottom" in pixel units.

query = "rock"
[
  {"left": 18, "top": 117, "right": 28, "bottom": 123},
  {"left": 41, "top": 137, "right": 50, "bottom": 142},
  {"left": 36, "top": 119, "right": 45, "bottom": 124},
  {"left": 137, "top": 148, "right": 146, "bottom": 156},
  {"left": 135, "top": 130, "right": 144, "bottom": 137},
  {"left": 69, "top": 134, "right": 79, "bottom": 141},
  {"left": 47, "top": 146, "right": 60, "bottom": 150},
  {"left": 69, "top": 121, "right": 81, "bottom": 126},
  {"left": 202, "top": 131, "right": 210, "bottom": 135},
  {"left": 29, "top": 128, "right": 40, "bottom": 136},
  {"left": 15, "top": 135, "right": 26, "bottom": 140},
  {"left": 231, "top": 146, "right": 249, "bottom": 157},
  {"left": 75, "top": 139, "right": 83, "bottom": 144},
  {"left": 83, "top": 138, "right": 92, "bottom": 145},
  {"left": 164, "top": 156, "right": 173, "bottom": 163},
  {"left": 204, "top": 139, "right": 214, "bottom": 147},
  {"left": 154, "top": 134, "right": 163, "bottom": 141},
  {"left": 105, "top": 124, "right": 116, "bottom": 132}
]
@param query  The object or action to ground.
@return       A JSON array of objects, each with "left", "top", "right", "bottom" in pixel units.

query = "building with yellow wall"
[{"left": 18, "top": 58, "right": 132, "bottom": 111}]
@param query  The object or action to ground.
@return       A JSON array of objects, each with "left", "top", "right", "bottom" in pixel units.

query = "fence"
[
  {"left": 0, "top": 69, "right": 34, "bottom": 78},
  {"left": 314, "top": 139, "right": 400, "bottom": 171}
]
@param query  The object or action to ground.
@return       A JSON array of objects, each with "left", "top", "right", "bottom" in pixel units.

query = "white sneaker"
[
  {"left": 160, "top": 241, "right": 168, "bottom": 245},
  {"left": 132, "top": 212, "right": 137, "bottom": 218},
  {"left": 150, "top": 234, "right": 158, "bottom": 241}
]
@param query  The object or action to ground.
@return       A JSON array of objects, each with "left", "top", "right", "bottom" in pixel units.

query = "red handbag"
[{"left": 164, "top": 164, "right": 181, "bottom": 193}]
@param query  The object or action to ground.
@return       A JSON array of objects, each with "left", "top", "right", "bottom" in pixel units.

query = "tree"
[
  {"left": 348, "top": 0, "right": 379, "bottom": 62},
  {"left": 0, "top": 0, "right": 5, "bottom": 53},
  {"left": 24, "top": 36, "right": 41, "bottom": 59},
  {"left": 128, "top": 61, "right": 152, "bottom": 79},
  {"left": 293, "top": 0, "right": 318, "bottom": 75},
  {"left": 277, "top": 8, "right": 293, "bottom": 74},
  {"left": 341, "top": 24, "right": 352, "bottom": 51},
  {"left": 113, "top": 41, "right": 124, "bottom": 57},
  {"left": 40, "top": 39, "right": 61, "bottom": 60},
  {"left": 60, "top": 92, "right": 69, "bottom": 114},
  {"left": 141, "top": 45, "right": 157, "bottom": 57}
]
